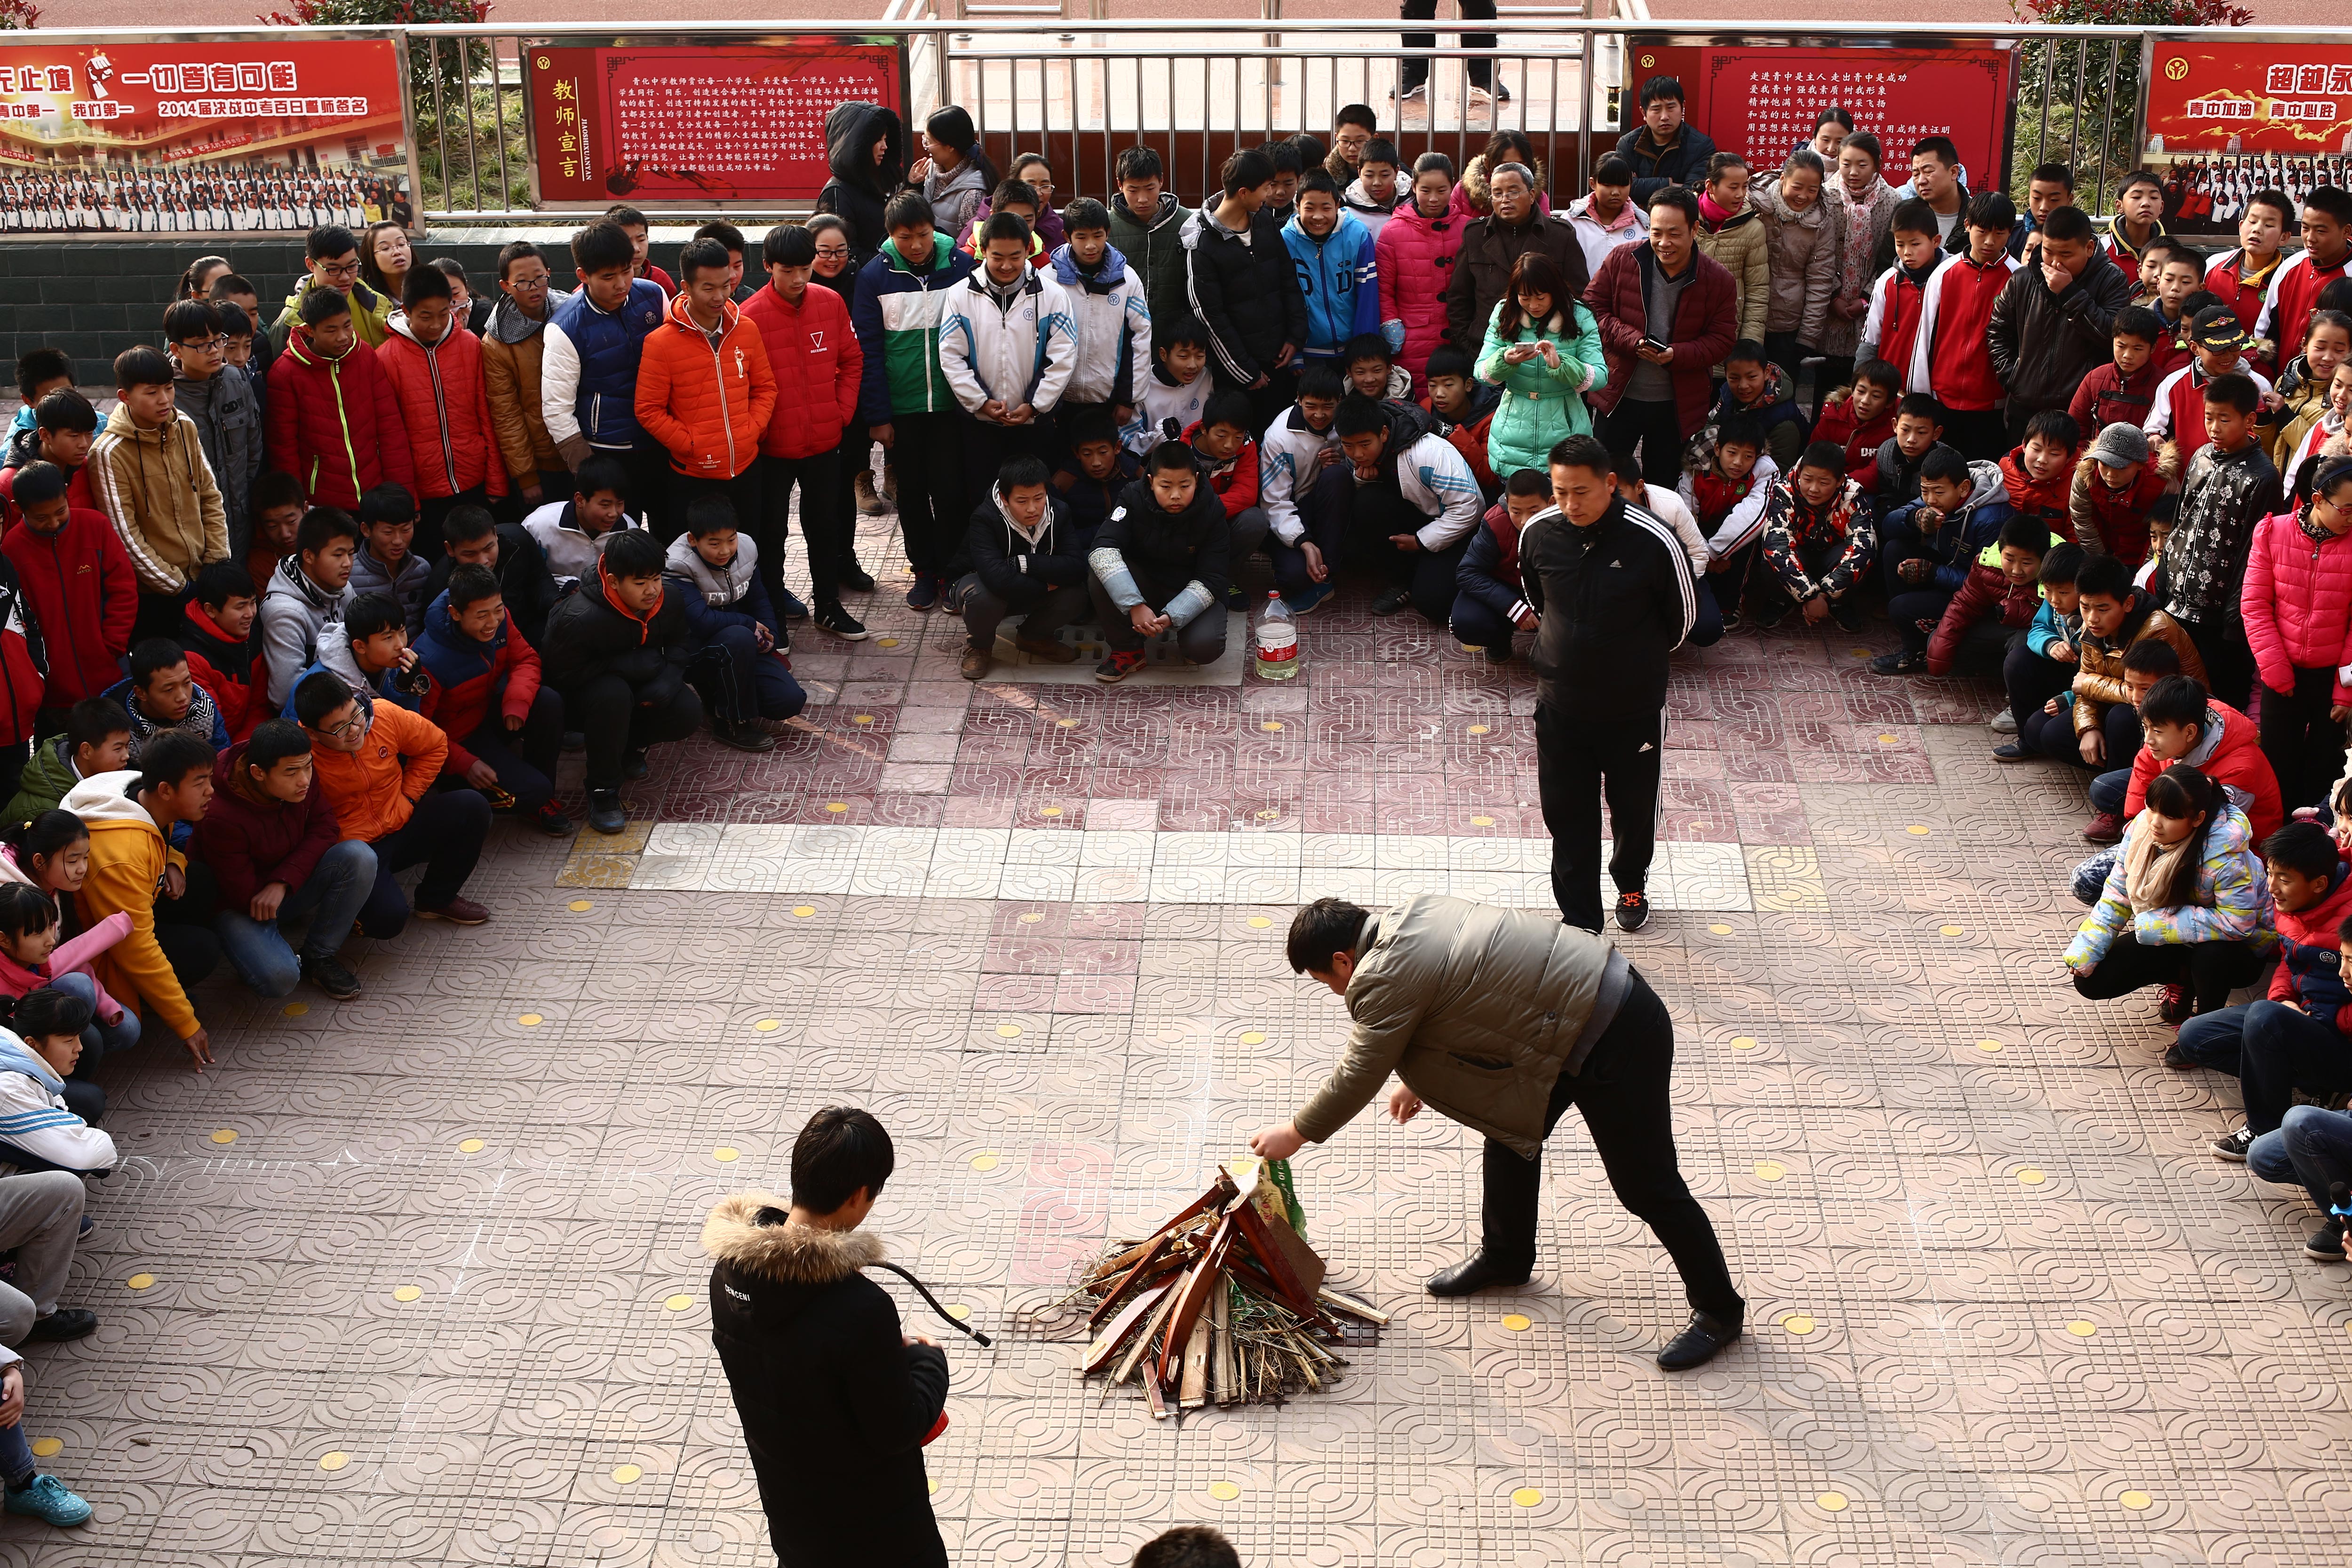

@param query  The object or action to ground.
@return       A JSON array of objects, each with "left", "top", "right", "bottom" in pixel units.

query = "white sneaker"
[
  {"left": 1989, "top": 709, "right": 2018, "bottom": 733},
  {"left": 1399, "top": 84, "right": 1427, "bottom": 102}
]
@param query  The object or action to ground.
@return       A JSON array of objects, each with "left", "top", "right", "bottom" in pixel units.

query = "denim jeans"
[
  {"left": 2261, "top": 1103, "right": 2352, "bottom": 1211},
  {"left": 211, "top": 839, "right": 379, "bottom": 997},
  {"left": 43, "top": 972, "right": 136, "bottom": 1074}
]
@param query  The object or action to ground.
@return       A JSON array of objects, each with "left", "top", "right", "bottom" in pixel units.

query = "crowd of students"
[{"left": 0, "top": 75, "right": 2348, "bottom": 1531}]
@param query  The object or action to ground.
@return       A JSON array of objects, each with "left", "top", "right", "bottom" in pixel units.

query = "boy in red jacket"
[
  {"left": 2066, "top": 306, "right": 2167, "bottom": 438},
  {"left": 1998, "top": 409, "right": 2081, "bottom": 541},
  {"left": 1926, "top": 514, "right": 2051, "bottom": 676},
  {"left": 177, "top": 561, "right": 263, "bottom": 744},
  {"left": 1185, "top": 390, "right": 1268, "bottom": 609},
  {"left": 1810, "top": 359, "right": 1900, "bottom": 484},
  {"left": 1419, "top": 346, "right": 1501, "bottom": 499},
  {"left": 2123, "top": 674, "right": 2284, "bottom": 845},
  {"left": 266, "top": 287, "right": 415, "bottom": 511},
  {"left": 413, "top": 562, "right": 570, "bottom": 836},
  {"left": 739, "top": 224, "right": 866, "bottom": 639},
  {"left": 0, "top": 460, "right": 135, "bottom": 733},
  {"left": 377, "top": 267, "right": 508, "bottom": 558},
  {"left": 1910, "top": 192, "right": 2019, "bottom": 459}
]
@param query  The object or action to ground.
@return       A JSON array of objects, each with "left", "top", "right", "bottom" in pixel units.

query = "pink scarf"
[{"left": 1696, "top": 189, "right": 1735, "bottom": 229}]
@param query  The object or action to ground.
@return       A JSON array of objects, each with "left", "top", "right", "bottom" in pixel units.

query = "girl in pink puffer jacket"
[
  {"left": 1377, "top": 158, "right": 1465, "bottom": 394},
  {"left": 2241, "top": 459, "right": 2352, "bottom": 808}
]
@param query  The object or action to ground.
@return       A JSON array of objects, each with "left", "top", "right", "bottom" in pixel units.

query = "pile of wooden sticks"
[{"left": 1075, "top": 1161, "right": 1386, "bottom": 1416}]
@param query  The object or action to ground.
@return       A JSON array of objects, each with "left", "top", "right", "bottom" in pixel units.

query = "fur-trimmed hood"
[{"left": 703, "top": 1192, "right": 887, "bottom": 1284}]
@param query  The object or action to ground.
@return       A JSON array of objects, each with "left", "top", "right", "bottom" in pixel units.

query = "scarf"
[
  {"left": 1830, "top": 176, "right": 1898, "bottom": 297},
  {"left": 1696, "top": 188, "right": 1736, "bottom": 229},
  {"left": 2124, "top": 818, "right": 2196, "bottom": 911},
  {"left": 276, "top": 552, "right": 341, "bottom": 613}
]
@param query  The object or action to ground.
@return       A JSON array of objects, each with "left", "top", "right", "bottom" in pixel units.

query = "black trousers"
[
  {"left": 1481, "top": 971, "right": 1744, "bottom": 1321},
  {"left": 1401, "top": 0, "right": 1497, "bottom": 89},
  {"left": 455, "top": 688, "right": 563, "bottom": 814},
  {"left": 2073, "top": 930, "right": 2266, "bottom": 1017},
  {"left": 1939, "top": 407, "right": 2009, "bottom": 463},
  {"left": 1347, "top": 479, "right": 1467, "bottom": 623},
  {"left": 567, "top": 674, "right": 705, "bottom": 791},
  {"left": 2180, "top": 612, "right": 2255, "bottom": 711},
  {"left": 664, "top": 465, "right": 764, "bottom": 549},
  {"left": 1597, "top": 397, "right": 1684, "bottom": 488},
  {"left": 152, "top": 858, "right": 222, "bottom": 1034},
  {"left": 959, "top": 413, "right": 1064, "bottom": 514},
  {"left": 359, "top": 788, "right": 491, "bottom": 937},
  {"left": 2259, "top": 663, "right": 2345, "bottom": 814},
  {"left": 1535, "top": 701, "right": 1663, "bottom": 932},
  {"left": 2002, "top": 637, "right": 2076, "bottom": 733},
  {"left": 762, "top": 450, "right": 844, "bottom": 606},
  {"left": 887, "top": 410, "right": 969, "bottom": 580}
]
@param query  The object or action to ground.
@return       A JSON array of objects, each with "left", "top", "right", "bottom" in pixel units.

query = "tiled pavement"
[{"left": 8, "top": 519, "right": 2352, "bottom": 1568}]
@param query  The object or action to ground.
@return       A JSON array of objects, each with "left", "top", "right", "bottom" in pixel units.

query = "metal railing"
[{"left": 27, "top": 20, "right": 2349, "bottom": 226}]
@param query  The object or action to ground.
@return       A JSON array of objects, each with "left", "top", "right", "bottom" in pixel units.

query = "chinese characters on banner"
[
  {"left": 2140, "top": 46, "right": 2352, "bottom": 233},
  {"left": 1625, "top": 42, "right": 2016, "bottom": 195},
  {"left": 0, "top": 40, "right": 411, "bottom": 236},
  {"left": 526, "top": 43, "right": 902, "bottom": 206}
]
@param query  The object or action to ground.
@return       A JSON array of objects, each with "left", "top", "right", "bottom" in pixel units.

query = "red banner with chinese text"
[
  {"left": 1625, "top": 42, "right": 2015, "bottom": 193},
  {"left": 0, "top": 39, "right": 410, "bottom": 236},
  {"left": 526, "top": 42, "right": 902, "bottom": 207},
  {"left": 2144, "top": 42, "right": 2352, "bottom": 156}
]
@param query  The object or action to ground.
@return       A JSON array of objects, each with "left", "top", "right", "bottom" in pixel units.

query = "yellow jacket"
[
  {"left": 60, "top": 770, "right": 198, "bottom": 1040},
  {"left": 87, "top": 402, "right": 228, "bottom": 596}
]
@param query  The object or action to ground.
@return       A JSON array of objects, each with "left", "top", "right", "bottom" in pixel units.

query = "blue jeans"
[
  {"left": 43, "top": 972, "right": 135, "bottom": 1069},
  {"left": 211, "top": 839, "right": 379, "bottom": 996},
  {"left": 2265, "top": 1103, "right": 2352, "bottom": 1211},
  {"left": 2090, "top": 764, "right": 2131, "bottom": 814},
  {"left": 2176, "top": 998, "right": 2352, "bottom": 1135}
]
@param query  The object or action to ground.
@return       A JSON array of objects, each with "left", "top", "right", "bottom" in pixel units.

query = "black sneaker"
[
  {"left": 2161, "top": 1040, "right": 2199, "bottom": 1069},
  {"left": 561, "top": 729, "right": 587, "bottom": 753},
  {"left": 1485, "top": 645, "right": 1511, "bottom": 664},
  {"left": 815, "top": 600, "right": 869, "bottom": 640},
  {"left": 300, "top": 951, "right": 362, "bottom": 1000},
  {"left": 532, "top": 800, "right": 577, "bottom": 837},
  {"left": 838, "top": 559, "right": 878, "bottom": 593},
  {"left": 776, "top": 588, "right": 810, "bottom": 621},
  {"left": 1992, "top": 742, "right": 2031, "bottom": 763},
  {"left": 588, "top": 789, "right": 627, "bottom": 835},
  {"left": 713, "top": 718, "right": 777, "bottom": 753},
  {"left": 906, "top": 573, "right": 942, "bottom": 612},
  {"left": 1615, "top": 889, "right": 1650, "bottom": 931},
  {"left": 1225, "top": 583, "right": 1248, "bottom": 613},
  {"left": 24, "top": 1309, "right": 94, "bottom": 1343},
  {"left": 1870, "top": 649, "right": 1926, "bottom": 676},
  {"left": 1828, "top": 597, "right": 1865, "bottom": 632},
  {"left": 1371, "top": 587, "right": 1412, "bottom": 616},
  {"left": 2307, "top": 1217, "right": 2348, "bottom": 1261},
  {"left": 622, "top": 750, "right": 651, "bottom": 781},
  {"left": 2212, "top": 1125, "right": 2255, "bottom": 1162}
]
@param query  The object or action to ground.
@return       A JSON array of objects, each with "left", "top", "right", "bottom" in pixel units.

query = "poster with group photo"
[
  {"left": 0, "top": 38, "right": 413, "bottom": 236},
  {"left": 525, "top": 40, "right": 903, "bottom": 208},
  {"left": 2141, "top": 41, "right": 2352, "bottom": 234}
]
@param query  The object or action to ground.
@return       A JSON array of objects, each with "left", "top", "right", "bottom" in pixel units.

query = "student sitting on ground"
[
  {"left": 349, "top": 483, "right": 431, "bottom": 634},
  {"left": 1120, "top": 317, "right": 1213, "bottom": 454},
  {"left": 428, "top": 504, "right": 559, "bottom": 651},
  {"left": 1186, "top": 391, "right": 1271, "bottom": 608},
  {"left": 1451, "top": 468, "right": 1551, "bottom": 663},
  {"left": 258, "top": 506, "right": 360, "bottom": 711},
  {"left": 663, "top": 498, "right": 805, "bottom": 752},
  {"left": 2000, "top": 410, "right": 2081, "bottom": 540},
  {"left": 1810, "top": 360, "right": 1901, "bottom": 483},
  {"left": 103, "top": 638, "right": 228, "bottom": 761},
  {"left": 1996, "top": 540, "right": 2085, "bottom": 759},
  {"left": 1874, "top": 449, "right": 2017, "bottom": 674},
  {"left": 1324, "top": 393, "right": 1483, "bottom": 623},
  {"left": 1702, "top": 339, "right": 1806, "bottom": 471},
  {"left": 1751, "top": 442, "right": 1873, "bottom": 631},
  {"left": 193, "top": 717, "right": 372, "bottom": 1002},
  {"left": 2067, "top": 761, "right": 2275, "bottom": 1027},
  {"left": 294, "top": 669, "right": 490, "bottom": 934},
  {"left": 1051, "top": 408, "right": 1141, "bottom": 543},
  {"left": 953, "top": 455, "right": 1088, "bottom": 681},
  {"left": 2069, "top": 422, "right": 2174, "bottom": 569},
  {"left": 2062, "top": 557, "right": 2204, "bottom": 813},
  {"left": 1612, "top": 451, "right": 1722, "bottom": 648},
  {"left": 1420, "top": 346, "right": 1501, "bottom": 500},
  {"left": 522, "top": 454, "right": 645, "bottom": 592},
  {"left": 2076, "top": 671, "right": 2285, "bottom": 896},
  {"left": 1680, "top": 413, "right": 1779, "bottom": 627},
  {"left": 414, "top": 566, "right": 571, "bottom": 836},
  {"left": 169, "top": 563, "right": 263, "bottom": 748},
  {"left": 1086, "top": 440, "right": 1233, "bottom": 683},
  {"left": 280, "top": 592, "right": 430, "bottom": 718},
  {"left": 1855, "top": 391, "right": 1953, "bottom": 507},
  {"left": 8, "top": 984, "right": 125, "bottom": 1150},
  {"left": 0, "top": 889, "right": 131, "bottom": 1122},
  {"left": 539, "top": 528, "right": 702, "bottom": 836},
  {"left": 0, "top": 700, "right": 127, "bottom": 824},
  {"left": 1927, "top": 515, "right": 2053, "bottom": 678}
]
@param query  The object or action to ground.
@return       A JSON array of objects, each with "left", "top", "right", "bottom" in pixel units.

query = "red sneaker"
[
  {"left": 2081, "top": 811, "right": 2124, "bottom": 845},
  {"left": 416, "top": 896, "right": 491, "bottom": 926},
  {"left": 1094, "top": 649, "right": 1147, "bottom": 684},
  {"left": 2159, "top": 982, "right": 2192, "bottom": 1024}
]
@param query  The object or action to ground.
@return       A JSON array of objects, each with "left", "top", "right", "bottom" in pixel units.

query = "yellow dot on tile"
[
  {"left": 1849, "top": 647, "right": 1872, "bottom": 659},
  {"left": 1039, "top": 805, "right": 1064, "bottom": 817},
  {"left": 1209, "top": 1480, "right": 1241, "bottom": 1501},
  {"left": 995, "top": 1023, "right": 1022, "bottom": 1038},
  {"left": 517, "top": 1013, "right": 543, "bottom": 1027},
  {"left": 318, "top": 1450, "right": 350, "bottom": 1472},
  {"left": 1976, "top": 1039, "right": 2003, "bottom": 1053},
  {"left": 125, "top": 1274, "right": 153, "bottom": 1290},
  {"left": 1816, "top": 1490, "right": 1849, "bottom": 1512},
  {"left": 1471, "top": 815, "right": 1495, "bottom": 827},
  {"left": 946, "top": 1304, "right": 970, "bottom": 1320},
  {"left": 1709, "top": 923, "right": 1733, "bottom": 935},
  {"left": 1468, "top": 723, "right": 1490, "bottom": 735},
  {"left": 2120, "top": 1490, "right": 2153, "bottom": 1510},
  {"left": 852, "top": 714, "right": 875, "bottom": 725},
  {"left": 1511, "top": 1487, "right": 1543, "bottom": 1507},
  {"left": 1018, "top": 911, "right": 1043, "bottom": 923},
  {"left": 458, "top": 1138, "right": 485, "bottom": 1154},
  {"left": 1780, "top": 1313, "right": 1817, "bottom": 1336},
  {"left": 754, "top": 1019, "right": 781, "bottom": 1032},
  {"left": 392, "top": 1286, "right": 422, "bottom": 1303},
  {"left": 568, "top": 899, "right": 594, "bottom": 912},
  {"left": 792, "top": 905, "right": 816, "bottom": 918},
  {"left": 1877, "top": 733, "right": 1898, "bottom": 744},
  {"left": 1731, "top": 1036, "right": 1758, "bottom": 1051},
  {"left": 875, "top": 637, "right": 900, "bottom": 647},
  {"left": 970, "top": 1154, "right": 1000, "bottom": 1171},
  {"left": 1255, "top": 809, "right": 1280, "bottom": 820},
  {"left": 1501, "top": 1313, "right": 1532, "bottom": 1332},
  {"left": 666, "top": 1294, "right": 693, "bottom": 1311},
  {"left": 2066, "top": 1320, "right": 2098, "bottom": 1337},
  {"left": 1940, "top": 924, "right": 1963, "bottom": 937},
  {"left": 825, "top": 802, "right": 849, "bottom": 814},
  {"left": 210, "top": 1129, "right": 237, "bottom": 1145},
  {"left": 929, "top": 1478, "right": 939, "bottom": 1494},
  {"left": 27, "top": 1438, "right": 59, "bottom": 1459},
  {"left": 712, "top": 1146, "right": 739, "bottom": 1163},
  {"left": 1260, "top": 720, "right": 1284, "bottom": 732},
  {"left": 1753, "top": 1160, "right": 1787, "bottom": 1182},
  {"left": 1056, "top": 717, "right": 1080, "bottom": 729},
  {"left": 1239, "top": 1030, "right": 1266, "bottom": 1045},
  {"left": 282, "top": 1002, "right": 309, "bottom": 1017},
  {"left": 1905, "top": 825, "right": 1930, "bottom": 836},
  {"left": 612, "top": 1464, "right": 643, "bottom": 1485},
  {"left": 1247, "top": 916, "right": 1272, "bottom": 929},
  {"left": 2016, "top": 1167, "right": 2047, "bottom": 1186}
]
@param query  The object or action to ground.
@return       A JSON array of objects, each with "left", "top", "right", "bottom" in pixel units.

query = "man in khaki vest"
[{"left": 1249, "top": 894, "right": 1743, "bottom": 1369}]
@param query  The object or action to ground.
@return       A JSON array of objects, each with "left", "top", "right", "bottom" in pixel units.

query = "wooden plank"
[
  {"left": 1081, "top": 1279, "right": 1172, "bottom": 1376},
  {"left": 1112, "top": 1281, "right": 1184, "bottom": 1386},
  {"left": 1211, "top": 1284, "right": 1235, "bottom": 1406},
  {"left": 1153, "top": 1217, "right": 1236, "bottom": 1393},
  {"left": 1226, "top": 1197, "right": 1325, "bottom": 1319},
  {"left": 1178, "top": 1288, "right": 1212, "bottom": 1408},
  {"left": 1317, "top": 1287, "right": 1388, "bottom": 1325}
]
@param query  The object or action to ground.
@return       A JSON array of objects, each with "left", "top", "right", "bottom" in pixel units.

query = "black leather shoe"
[
  {"left": 26, "top": 1308, "right": 95, "bottom": 1342},
  {"left": 1425, "top": 1252, "right": 1531, "bottom": 1297},
  {"left": 1655, "top": 1310, "right": 1742, "bottom": 1370}
]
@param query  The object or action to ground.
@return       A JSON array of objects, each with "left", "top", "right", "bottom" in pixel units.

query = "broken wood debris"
[{"left": 1074, "top": 1160, "right": 1382, "bottom": 1415}]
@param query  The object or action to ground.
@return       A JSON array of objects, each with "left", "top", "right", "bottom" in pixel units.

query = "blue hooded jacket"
[{"left": 1281, "top": 212, "right": 1381, "bottom": 359}]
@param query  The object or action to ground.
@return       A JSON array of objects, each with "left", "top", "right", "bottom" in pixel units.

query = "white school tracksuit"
[
  {"left": 936, "top": 265, "right": 1079, "bottom": 419},
  {"left": 1120, "top": 365, "right": 1212, "bottom": 454},
  {"left": 1049, "top": 248, "right": 1154, "bottom": 409},
  {"left": 1258, "top": 406, "right": 1341, "bottom": 546}
]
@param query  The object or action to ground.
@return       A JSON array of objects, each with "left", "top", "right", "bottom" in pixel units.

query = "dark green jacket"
[{"left": 1107, "top": 191, "right": 1194, "bottom": 332}]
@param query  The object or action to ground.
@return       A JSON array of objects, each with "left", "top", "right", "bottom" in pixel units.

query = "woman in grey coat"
[{"left": 1750, "top": 149, "right": 1842, "bottom": 406}]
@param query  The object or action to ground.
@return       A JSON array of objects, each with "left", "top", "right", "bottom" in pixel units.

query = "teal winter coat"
[{"left": 1473, "top": 298, "right": 1607, "bottom": 478}]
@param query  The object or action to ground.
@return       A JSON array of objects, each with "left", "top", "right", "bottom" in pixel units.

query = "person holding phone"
[{"left": 1584, "top": 186, "right": 1739, "bottom": 486}]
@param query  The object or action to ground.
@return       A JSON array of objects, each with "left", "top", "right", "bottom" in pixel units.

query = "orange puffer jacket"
[
  {"left": 634, "top": 292, "right": 777, "bottom": 481},
  {"left": 378, "top": 312, "right": 510, "bottom": 501}
]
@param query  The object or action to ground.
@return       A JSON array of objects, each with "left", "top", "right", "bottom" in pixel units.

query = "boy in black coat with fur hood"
[{"left": 704, "top": 1107, "right": 950, "bottom": 1568}]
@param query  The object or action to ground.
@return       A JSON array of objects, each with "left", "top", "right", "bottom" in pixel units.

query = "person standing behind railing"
[{"left": 1400, "top": 0, "right": 1504, "bottom": 107}]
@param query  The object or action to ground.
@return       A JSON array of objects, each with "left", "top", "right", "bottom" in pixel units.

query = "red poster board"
[
  {"left": 2144, "top": 42, "right": 2352, "bottom": 156},
  {"left": 527, "top": 42, "right": 902, "bottom": 208},
  {"left": 1626, "top": 42, "right": 2015, "bottom": 192},
  {"left": 0, "top": 39, "right": 411, "bottom": 236}
]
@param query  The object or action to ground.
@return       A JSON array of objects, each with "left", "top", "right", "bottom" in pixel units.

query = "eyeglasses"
[
  {"left": 310, "top": 711, "right": 366, "bottom": 740},
  {"left": 813, "top": 245, "right": 851, "bottom": 260},
  {"left": 317, "top": 259, "right": 360, "bottom": 279},
  {"left": 175, "top": 335, "right": 226, "bottom": 353}
]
